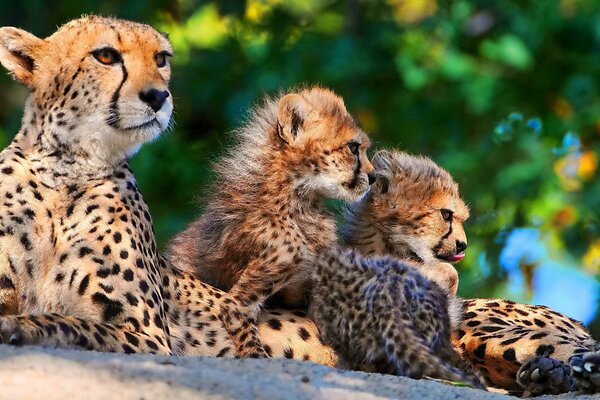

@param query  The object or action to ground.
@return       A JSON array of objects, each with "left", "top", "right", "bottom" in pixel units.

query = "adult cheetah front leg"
[
  {"left": 0, "top": 314, "right": 170, "bottom": 354},
  {"left": 219, "top": 259, "right": 295, "bottom": 358},
  {"left": 570, "top": 349, "right": 600, "bottom": 393}
]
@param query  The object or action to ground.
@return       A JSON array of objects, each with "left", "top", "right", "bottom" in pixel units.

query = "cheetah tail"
[{"left": 381, "top": 315, "right": 486, "bottom": 390}]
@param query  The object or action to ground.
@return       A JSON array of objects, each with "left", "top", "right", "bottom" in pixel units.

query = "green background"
[{"left": 1, "top": 0, "right": 599, "bottom": 335}]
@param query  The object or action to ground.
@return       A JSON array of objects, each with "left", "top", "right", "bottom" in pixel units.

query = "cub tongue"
[{"left": 450, "top": 253, "right": 465, "bottom": 262}]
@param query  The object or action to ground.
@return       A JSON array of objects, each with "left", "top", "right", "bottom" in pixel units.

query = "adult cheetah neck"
[{"left": 9, "top": 98, "right": 126, "bottom": 181}]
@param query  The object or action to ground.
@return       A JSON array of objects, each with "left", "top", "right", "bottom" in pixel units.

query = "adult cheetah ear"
[
  {"left": 276, "top": 93, "right": 312, "bottom": 144},
  {"left": 0, "top": 27, "right": 44, "bottom": 87}
]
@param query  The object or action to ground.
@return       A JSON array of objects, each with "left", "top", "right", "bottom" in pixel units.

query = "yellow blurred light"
[
  {"left": 583, "top": 240, "right": 600, "bottom": 273},
  {"left": 388, "top": 0, "right": 438, "bottom": 24},
  {"left": 578, "top": 151, "right": 597, "bottom": 180},
  {"left": 246, "top": 0, "right": 282, "bottom": 23},
  {"left": 554, "top": 154, "right": 581, "bottom": 191}
]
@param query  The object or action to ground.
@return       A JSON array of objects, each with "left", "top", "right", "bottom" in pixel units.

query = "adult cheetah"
[{"left": 0, "top": 17, "right": 337, "bottom": 365}]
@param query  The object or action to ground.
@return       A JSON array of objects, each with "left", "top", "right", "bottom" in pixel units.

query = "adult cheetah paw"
[
  {"left": 570, "top": 351, "right": 600, "bottom": 393},
  {"left": 517, "top": 356, "right": 574, "bottom": 396}
]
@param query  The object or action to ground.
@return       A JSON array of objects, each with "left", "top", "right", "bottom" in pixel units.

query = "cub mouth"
[{"left": 436, "top": 252, "right": 465, "bottom": 263}]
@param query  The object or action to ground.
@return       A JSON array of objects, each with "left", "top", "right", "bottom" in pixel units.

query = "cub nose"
[
  {"left": 139, "top": 89, "right": 170, "bottom": 112},
  {"left": 367, "top": 172, "right": 377, "bottom": 185},
  {"left": 456, "top": 240, "right": 467, "bottom": 253}
]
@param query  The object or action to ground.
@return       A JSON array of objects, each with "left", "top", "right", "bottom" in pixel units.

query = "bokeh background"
[{"left": 0, "top": 0, "right": 599, "bottom": 336}]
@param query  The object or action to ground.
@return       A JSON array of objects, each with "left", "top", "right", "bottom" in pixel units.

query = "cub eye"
[
  {"left": 155, "top": 51, "right": 172, "bottom": 68},
  {"left": 440, "top": 208, "right": 453, "bottom": 221},
  {"left": 348, "top": 141, "right": 360, "bottom": 155},
  {"left": 92, "top": 47, "right": 121, "bottom": 65}
]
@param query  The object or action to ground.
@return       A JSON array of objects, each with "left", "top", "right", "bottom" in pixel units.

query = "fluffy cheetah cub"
[
  {"left": 169, "top": 87, "right": 375, "bottom": 357},
  {"left": 343, "top": 149, "right": 598, "bottom": 395},
  {"left": 310, "top": 248, "right": 484, "bottom": 388}
]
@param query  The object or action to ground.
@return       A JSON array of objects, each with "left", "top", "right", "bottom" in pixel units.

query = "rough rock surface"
[{"left": 0, "top": 345, "right": 597, "bottom": 399}]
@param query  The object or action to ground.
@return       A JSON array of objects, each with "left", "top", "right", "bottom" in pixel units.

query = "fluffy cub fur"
[
  {"left": 342, "top": 149, "right": 598, "bottom": 395},
  {"left": 310, "top": 248, "right": 484, "bottom": 389},
  {"left": 169, "top": 87, "right": 375, "bottom": 357}
]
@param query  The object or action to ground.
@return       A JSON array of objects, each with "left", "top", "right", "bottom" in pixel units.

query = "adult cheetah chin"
[{"left": 0, "top": 16, "right": 174, "bottom": 353}]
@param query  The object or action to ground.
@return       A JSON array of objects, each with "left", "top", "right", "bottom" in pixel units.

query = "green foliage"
[{"left": 1, "top": 0, "right": 599, "bottom": 334}]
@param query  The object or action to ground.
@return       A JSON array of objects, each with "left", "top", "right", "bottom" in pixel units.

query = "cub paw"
[
  {"left": 517, "top": 356, "right": 574, "bottom": 396},
  {"left": 0, "top": 317, "right": 37, "bottom": 346},
  {"left": 570, "top": 351, "right": 600, "bottom": 393}
]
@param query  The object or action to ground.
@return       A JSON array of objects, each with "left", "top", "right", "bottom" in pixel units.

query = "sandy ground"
[{"left": 0, "top": 345, "right": 598, "bottom": 399}]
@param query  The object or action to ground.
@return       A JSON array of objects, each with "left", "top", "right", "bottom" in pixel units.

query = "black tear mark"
[{"left": 106, "top": 62, "right": 129, "bottom": 127}]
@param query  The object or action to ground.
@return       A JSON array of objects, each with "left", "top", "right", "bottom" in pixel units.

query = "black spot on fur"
[
  {"left": 533, "top": 318, "right": 546, "bottom": 328},
  {"left": 283, "top": 347, "right": 294, "bottom": 358},
  {"left": 502, "top": 348, "right": 516, "bottom": 362},
  {"left": 536, "top": 344, "right": 555, "bottom": 356},
  {"left": 267, "top": 319, "right": 282, "bottom": 330},
  {"left": 474, "top": 343, "right": 486, "bottom": 359},
  {"left": 78, "top": 274, "right": 90, "bottom": 295},
  {"left": 298, "top": 327, "right": 311, "bottom": 341},
  {"left": 91, "top": 292, "right": 124, "bottom": 322}
]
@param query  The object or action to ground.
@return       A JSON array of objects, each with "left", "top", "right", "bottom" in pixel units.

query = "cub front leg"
[
  {"left": 0, "top": 314, "right": 171, "bottom": 354},
  {"left": 219, "top": 258, "right": 295, "bottom": 358}
]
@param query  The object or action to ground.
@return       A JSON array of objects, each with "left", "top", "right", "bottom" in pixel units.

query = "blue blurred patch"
[{"left": 498, "top": 227, "right": 599, "bottom": 324}]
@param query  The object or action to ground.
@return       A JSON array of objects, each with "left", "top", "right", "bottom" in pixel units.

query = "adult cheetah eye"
[
  {"left": 92, "top": 47, "right": 121, "bottom": 65},
  {"left": 347, "top": 141, "right": 360, "bottom": 155},
  {"left": 155, "top": 51, "right": 172, "bottom": 68},
  {"left": 440, "top": 208, "right": 453, "bottom": 221}
]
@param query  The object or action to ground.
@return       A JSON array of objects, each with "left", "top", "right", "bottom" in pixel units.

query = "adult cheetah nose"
[
  {"left": 139, "top": 88, "right": 170, "bottom": 112},
  {"left": 367, "top": 172, "right": 377, "bottom": 185},
  {"left": 456, "top": 240, "right": 467, "bottom": 253}
]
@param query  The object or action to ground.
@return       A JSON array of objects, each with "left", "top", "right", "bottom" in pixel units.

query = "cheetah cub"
[
  {"left": 310, "top": 247, "right": 484, "bottom": 388},
  {"left": 342, "top": 149, "right": 599, "bottom": 395},
  {"left": 169, "top": 87, "right": 375, "bottom": 357}
]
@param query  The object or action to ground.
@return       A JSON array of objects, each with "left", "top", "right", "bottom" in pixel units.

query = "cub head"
[
  {"left": 274, "top": 87, "right": 375, "bottom": 202},
  {"left": 0, "top": 16, "right": 173, "bottom": 162},
  {"left": 362, "top": 149, "right": 469, "bottom": 265}
]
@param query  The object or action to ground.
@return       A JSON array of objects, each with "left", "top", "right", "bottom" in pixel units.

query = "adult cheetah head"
[
  {"left": 274, "top": 87, "right": 375, "bottom": 202},
  {"left": 0, "top": 15, "right": 173, "bottom": 162},
  {"left": 366, "top": 149, "right": 470, "bottom": 264}
]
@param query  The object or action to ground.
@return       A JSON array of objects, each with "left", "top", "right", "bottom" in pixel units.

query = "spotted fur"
[
  {"left": 169, "top": 87, "right": 374, "bottom": 357},
  {"left": 343, "top": 149, "right": 599, "bottom": 394},
  {"left": 0, "top": 17, "right": 337, "bottom": 366},
  {"left": 310, "top": 247, "right": 484, "bottom": 389}
]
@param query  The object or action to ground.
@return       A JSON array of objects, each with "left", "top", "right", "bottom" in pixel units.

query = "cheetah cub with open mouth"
[{"left": 169, "top": 87, "right": 375, "bottom": 358}]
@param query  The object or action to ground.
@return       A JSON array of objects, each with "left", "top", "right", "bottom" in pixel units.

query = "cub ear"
[
  {"left": 276, "top": 93, "right": 312, "bottom": 144},
  {"left": 0, "top": 27, "right": 44, "bottom": 86},
  {"left": 371, "top": 173, "right": 390, "bottom": 195}
]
